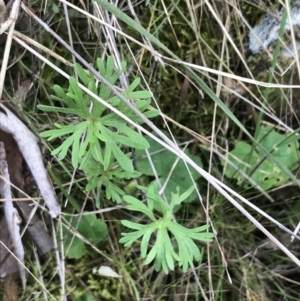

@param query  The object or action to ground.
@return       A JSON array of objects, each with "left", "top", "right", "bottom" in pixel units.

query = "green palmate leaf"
[{"left": 121, "top": 185, "right": 214, "bottom": 273}]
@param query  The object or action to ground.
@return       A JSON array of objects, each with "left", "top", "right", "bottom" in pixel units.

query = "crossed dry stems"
[{"left": 0, "top": 0, "right": 61, "bottom": 290}]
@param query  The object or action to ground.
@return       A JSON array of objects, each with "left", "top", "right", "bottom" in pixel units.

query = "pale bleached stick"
[
  {"left": 0, "top": 141, "right": 25, "bottom": 287},
  {"left": 0, "top": 0, "right": 20, "bottom": 35},
  {"left": 0, "top": 0, "right": 20, "bottom": 98},
  {"left": 0, "top": 104, "right": 61, "bottom": 217}
]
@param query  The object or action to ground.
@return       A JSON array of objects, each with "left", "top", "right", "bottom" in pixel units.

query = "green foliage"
[
  {"left": 80, "top": 152, "right": 142, "bottom": 205},
  {"left": 63, "top": 214, "right": 108, "bottom": 259},
  {"left": 136, "top": 134, "right": 202, "bottom": 203},
  {"left": 120, "top": 183, "right": 214, "bottom": 273},
  {"left": 39, "top": 56, "right": 213, "bottom": 274},
  {"left": 39, "top": 56, "right": 158, "bottom": 205},
  {"left": 39, "top": 57, "right": 154, "bottom": 171},
  {"left": 222, "top": 126, "right": 300, "bottom": 189}
]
